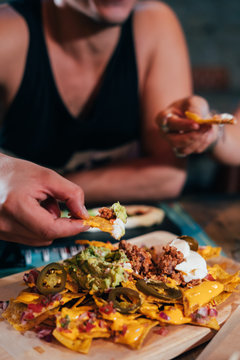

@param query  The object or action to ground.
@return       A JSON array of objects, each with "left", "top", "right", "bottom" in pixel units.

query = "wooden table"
[{"left": 174, "top": 194, "right": 240, "bottom": 360}]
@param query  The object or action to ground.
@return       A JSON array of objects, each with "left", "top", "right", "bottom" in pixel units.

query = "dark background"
[{"left": 165, "top": 0, "right": 240, "bottom": 194}]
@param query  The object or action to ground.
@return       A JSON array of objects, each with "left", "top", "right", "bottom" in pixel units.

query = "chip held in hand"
[
  {"left": 83, "top": 202, "right": 127, "bottom": 240},
  {"left": 185, "top": 111, "right": 237, "bottom": 125}
]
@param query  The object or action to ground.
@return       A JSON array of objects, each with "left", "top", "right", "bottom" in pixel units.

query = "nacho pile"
[{"left": 1, "top": 237, "right": 240, "bottom": 354}]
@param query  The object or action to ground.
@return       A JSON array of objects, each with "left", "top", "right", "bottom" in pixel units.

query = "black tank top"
[{"left": 0, "top": 0, "right": 140, "bottom": 172}]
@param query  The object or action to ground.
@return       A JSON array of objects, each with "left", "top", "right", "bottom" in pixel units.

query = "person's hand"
[
  {"left": 156, "top": 96, "right": 220, "bottom": 157},
  {"left": 0, "top": 155, "right": 89, "bottom": 246}
]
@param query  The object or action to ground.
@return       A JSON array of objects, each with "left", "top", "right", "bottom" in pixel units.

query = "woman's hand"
[
  {"left": 0, "top": 155, "right": 89, "bottom": 246},
  {"left": 156, "top": 96, "right": 220, "bottom": 157}
]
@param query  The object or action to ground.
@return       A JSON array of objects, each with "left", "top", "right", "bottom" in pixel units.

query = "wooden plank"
[{"left": 0, "top": 231, "right": 239, "bottom": 360}]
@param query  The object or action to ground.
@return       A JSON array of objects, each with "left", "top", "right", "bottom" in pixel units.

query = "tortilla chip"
[
  {"left": 160, "top": 305, "right": 192, "bottom": 325},
  {"left": 83, "top": 216, "right": 113, "bottom": 234},
  {"left": 208, "top": 264, "right": 240, "bottom": 285},
  {"left": 211, "top": 291, "right": 232, "bottom": 306},
  {"left": 223, "top": 282, "right": 240, "bottom": 292},
  {"left": 190, "top": 316, "right": 220, "bottom": 331},
  {"left": 54, "top": 306, "right": 110, "bottom": 354},
  {"left": 114, "top": 318, "right": 158, "bottom": 350},
  {"left": 2, "top": 300, "right": 58, "bottom": 332},
  {"left": 198, "top": 246, "right": 221, "bottom": 260},
  {"left": 182, "top": 281, "right": 224, "bottom": 316},
  {"left": 185, "top": 111, "right": 236, "bottom": 125},
  {"left": 53, "top": 330, "right": 92, "bottom": 354},
  {"left": 139, "top": 302, "right": 160, "bottom": 320}
]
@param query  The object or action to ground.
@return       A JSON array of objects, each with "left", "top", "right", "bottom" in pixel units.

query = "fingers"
[
  {"left": 43, "top": 171, "right": 89, "bottom": 219},
  {"left": 167, "top": 126, "right": 217, "bottom": 156},
  {"left": 15, "top": 197, "right": 90, "bottom": 242},
  {"left": 41, "top": 197, "right": 61, "bottom": 219}
]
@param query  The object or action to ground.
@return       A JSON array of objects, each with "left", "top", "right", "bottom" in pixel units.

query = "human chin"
[{"left": 93, "top": 0, "right": 137, "bottom": 24}]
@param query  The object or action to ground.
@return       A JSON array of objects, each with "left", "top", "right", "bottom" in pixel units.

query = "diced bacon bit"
[
  {"left": 159, "top": 311, "right": 170, "bottom": 321},
  {"left": 99, "top": 301, "right": 116, "bottom": 314},
  {"left": 205, "top": 274, "right": 215, "bottom": 281},
  {"left": 23, "top": 270, "right": 39, "bottom": 286},
  {"left": 121, "top": 324, "right": 128, "bottom": 336},
  {"left": 154, "top": 327, "right": 169, "bottom": 336},
  {"left": 27, "top": 303, "right": 44, "bottom": 313}
]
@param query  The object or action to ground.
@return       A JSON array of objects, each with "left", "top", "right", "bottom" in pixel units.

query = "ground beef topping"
[
  {"left": 98, "top": 207, "right": 116, "bottom": 221},
  {"left": 119, "top": 240, "right": 153, "bottom": 276},
  {"left": 119, "top": 241, "right": 201, "bottom": 287},
  {"left": 155, "top": 245, "right": 185, "bottom": 283}
]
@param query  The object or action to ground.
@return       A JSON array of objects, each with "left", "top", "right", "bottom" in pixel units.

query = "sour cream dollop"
[
  {"left": 112, "top": 218, "right": 125, "bottom": 240},
  {"left": 169, "top": 238, "right": 208, "bottom": 283}
]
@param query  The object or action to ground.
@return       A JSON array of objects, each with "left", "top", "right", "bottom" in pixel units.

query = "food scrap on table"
[{"left": 1, "top": 236, "right": 240, "bottom": 354}]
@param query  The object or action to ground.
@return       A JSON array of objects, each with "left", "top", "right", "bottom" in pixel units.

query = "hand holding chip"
[
  {"left": 156, "top": 96, "right": 235, "bottom": 157},
  {"left": 0, "top": 154, "right": 89, "bottom": 246}
]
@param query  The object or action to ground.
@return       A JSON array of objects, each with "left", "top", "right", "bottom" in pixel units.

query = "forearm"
[
  {"left": 212, "top": 126, "right": 240, "bottom": 166},
  {"left": 64, "top": 158, "right": 186, "bottom": 204}
]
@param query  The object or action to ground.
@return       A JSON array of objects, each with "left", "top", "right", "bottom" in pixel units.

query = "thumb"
[{"left": 45, "top": 171, "right": 89, "bottom": 219}]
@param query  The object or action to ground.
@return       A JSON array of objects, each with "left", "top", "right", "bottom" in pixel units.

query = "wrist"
[{"left": 207, "top": 125, "right": 225, "bottom": 152}]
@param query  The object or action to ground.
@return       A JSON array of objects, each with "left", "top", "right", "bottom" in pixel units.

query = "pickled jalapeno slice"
[
  {"left": 108, "top": 287, "right": 141, "bottom": 313},
  {"left": 136, "top": 279, "right": 182, "bottom": 300},
  {"left": 36, "top": 263, "right": 67, "bottom": 295}
]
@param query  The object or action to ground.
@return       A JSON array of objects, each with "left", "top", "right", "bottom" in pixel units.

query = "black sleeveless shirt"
[{"left": 0, "top": 0, "right": 140, "bottom": 172}]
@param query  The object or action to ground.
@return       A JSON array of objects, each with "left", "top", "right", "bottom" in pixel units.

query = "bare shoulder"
[
  {"left": 0, "top": 4, "right": 29, "bottom": 86},
  {"left": 134, "top": 1, "right": 181, "bottom": 36},
  {"left": 132, "top": 1, "right": 188, "bottom": 91}
]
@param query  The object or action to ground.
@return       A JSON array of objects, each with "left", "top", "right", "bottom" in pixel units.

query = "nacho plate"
[{"left": 0, "top": 231, "right": 239, "bottom": 360}]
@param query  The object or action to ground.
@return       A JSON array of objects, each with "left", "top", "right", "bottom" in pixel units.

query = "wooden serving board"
[{"left": 0, "top": 231, "right": 240, "bottom": 360}]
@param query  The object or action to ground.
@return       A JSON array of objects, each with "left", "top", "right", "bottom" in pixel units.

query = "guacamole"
[
  {"left": 111, "top": 202, "right": 127, "bottom": 224},
  {"left": 64, "top": 246, "right": 131, "bottom": 293}
]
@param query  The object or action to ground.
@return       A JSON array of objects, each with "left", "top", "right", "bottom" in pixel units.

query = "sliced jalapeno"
[
  {"left": 108, "top": 287, "right": 141, "bottom": 314},
  {"left": 36, "top": 262, "right": 67, "bottom": 295},
  {"left": 179, "top": 235, "right": 199, "bottom": 251},
  {"left": 136, "top": 279, "right": 182, "bottom": 300}
]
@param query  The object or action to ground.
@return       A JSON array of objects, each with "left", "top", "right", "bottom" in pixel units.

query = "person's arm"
[
  {"left": 65, "top": 2, "right": 192, "bottom": 203},
  {"left": 212, "top": 106, "right": 240, "bottom": 165}
]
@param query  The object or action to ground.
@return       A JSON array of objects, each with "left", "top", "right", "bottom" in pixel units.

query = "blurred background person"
[
  {"left": 0, "top": 0, "right": 239, "bottom": 264},
  {"left": 0, "top": 0, "right": 194, "bottom": 249},
  {"left": 161, "top": 0, "right": 240, "bottom": 194}
]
